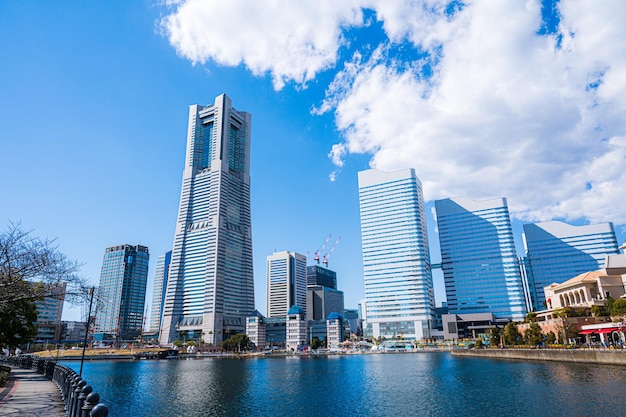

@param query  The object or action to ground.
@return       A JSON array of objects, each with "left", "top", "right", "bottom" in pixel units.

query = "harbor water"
[{"left": 66, "top": 352, "right": 625, "bottom": 416}]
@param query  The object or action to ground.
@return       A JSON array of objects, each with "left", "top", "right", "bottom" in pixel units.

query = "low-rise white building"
[
  {"left": 543, "top": 270, "right": 625, "bottom": 311},
  {"left": 326, "top": 312, "right": 343, "bottom": 349},
  {"left": 286, "top": 306, "right": 307, "bottom": 351},
  {"left": 245, "top": 310, "right": 266, "bottom": 350}
]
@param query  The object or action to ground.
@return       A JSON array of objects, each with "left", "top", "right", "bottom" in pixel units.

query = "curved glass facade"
[
  {"left": 523, "top": 221, "right": 619, "bottom": 311},
  {"left": 435, "top": 197, "right": 526, "bottom": 321}
]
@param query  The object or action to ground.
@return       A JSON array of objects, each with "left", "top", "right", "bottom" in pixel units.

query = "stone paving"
[{"left": 0, "top": 366, "right": 66, "bottom": 416}]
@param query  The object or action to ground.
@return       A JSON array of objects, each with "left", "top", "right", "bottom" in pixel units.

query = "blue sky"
[{"left": 1, "top": 1, "right": 625, "bottom": 323}]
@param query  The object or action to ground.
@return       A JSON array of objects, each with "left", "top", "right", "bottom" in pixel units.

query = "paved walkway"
[{"left": 0, "top": 366, "right": 65, "bottom": 416}]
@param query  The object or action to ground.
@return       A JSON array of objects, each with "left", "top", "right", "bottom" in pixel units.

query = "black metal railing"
[{"left": 4, "top": 356, "right": 109, "bottom": 417}]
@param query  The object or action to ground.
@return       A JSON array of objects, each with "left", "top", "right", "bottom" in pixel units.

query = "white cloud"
[
  {"left": 161, "top": 0, "right": 626, "bottom": 226},
  {"left": 161, "top": 0, "right": 365, "bottom": 89},
  {"left": 320, "top": 0, "right": 626, "bottom": 224}
]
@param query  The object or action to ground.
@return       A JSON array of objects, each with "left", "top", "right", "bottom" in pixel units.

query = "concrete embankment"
[{"left": 451, "top": 348, "right": 626, "bottom": 365}]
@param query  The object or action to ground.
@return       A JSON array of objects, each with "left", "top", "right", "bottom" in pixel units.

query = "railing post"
[
  {"left": 90, "top": 403, "right": 109, "bottom": 417},
  {"left": 71, "top": 379, "right": 86, "bottom": 417},
  {"left": 62, "top": 369, "right": 73, "bottom": 408},
  {"left": 81, "top": 392, "right": 100, "bottom": 417},
  {"left": 77, "top": 385, "right": 93, "bottom": 417},
  {"left": 67, "top": 375, "right": 81, "bottom": 416}
]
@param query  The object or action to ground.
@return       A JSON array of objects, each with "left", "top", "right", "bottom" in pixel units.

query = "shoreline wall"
[{"left": 451, "top": 348, "right": 626, "bottom": 365}]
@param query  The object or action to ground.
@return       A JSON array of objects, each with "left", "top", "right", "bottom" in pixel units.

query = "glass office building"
[
  {"left": 358, "top": 168, "right": 435, "bottom": 340},
  {"left": 523, "top": 221, "right": 620, "bottom": 311},
  {"left": 435, "top": 197, "right": 526, "bottom": 321},
  {"left": 160, "top": 94, "right": 254, "bottom": 345},
  {"left": 95, "top": 244, "right": 149, "bottom": 341},
  {"left": 306, "top": 285, "right": 345, "bottom": 321},
  {"left": 267, "top": 251, "right": 307, "bottom": 318},
  {"left": 149, "top": 251, "right": 171, "bottom": 334},
  {"left": 306, "top": 265, "right": 337, "bottom": 289},
  {"left": 34, "top": 282, "right": 66, "bottom": 341}
]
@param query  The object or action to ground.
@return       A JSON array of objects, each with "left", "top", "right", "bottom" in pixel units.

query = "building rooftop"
[
  {"left": 545, "top": 270, "right": 607, "bottom": 290},
  {"left": 326, "top": 312, "right": 342, "bottom": 320},
  {"left": 605, "top": 252, "right": 626, "bottom": 274},
  {"left": 287, "top": 305, "right": 305, "bottom": 315}
]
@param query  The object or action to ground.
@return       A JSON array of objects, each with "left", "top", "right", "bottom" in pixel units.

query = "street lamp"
[{"left": 80, "top": 287, "right": 95, "bottom": 377}]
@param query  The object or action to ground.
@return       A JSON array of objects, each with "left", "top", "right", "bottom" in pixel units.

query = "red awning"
[
  {"left": 579, "top": 327, "right": 621, "bottom": 335},
  {"left": 598, "top": 327, "right": 620, "bottom": 334}
]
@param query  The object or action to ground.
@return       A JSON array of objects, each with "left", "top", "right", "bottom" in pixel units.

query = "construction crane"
[
  {"left": 313, "top": 234, "right": 332, "bottom": 265},
  {"left": 323, "top": 236, "right": 341, "bottom": 267}
]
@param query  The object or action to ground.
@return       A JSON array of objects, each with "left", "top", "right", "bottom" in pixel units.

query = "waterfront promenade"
[
  {"left": 452, "top": 347, "right": 626, "bottom": 365},
  {"left": 0, "top": 366, "right": 65, "bottom": 416}
]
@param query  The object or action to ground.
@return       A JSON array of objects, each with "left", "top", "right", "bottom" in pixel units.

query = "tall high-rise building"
[
  {"left": 149, "top": 251, "right": 171, "bottom": 334},
  {"left": 33, "top": 282, "right": 66, "bottom": 341},
  {"left": 435, "top": 197, "right": 526, "bottom": 321},
  {"left": 358, "top": 168, "right": 435, "bottom": 340},
  {"left": 523, "top": 221, "right": 620, "bottom": 311},
  {"left": 306, "top": 265, "right": 337, "bottom": 289},
  {"left": 94, "top": 244, "right": 149, "bottom": 341},
  {"left": 267, "top": 251, "right": 307, "bottom": 318},
  {"left": 160, "top": 94, "right": 254, "bottom": 345}
]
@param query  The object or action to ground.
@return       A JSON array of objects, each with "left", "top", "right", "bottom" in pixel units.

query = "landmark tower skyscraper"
[
  {"left": 159, "top": 94, "right": 254, "bottom": 345},
  {"left": 358, "top": 168, "right": 435, "bottom": 340}
]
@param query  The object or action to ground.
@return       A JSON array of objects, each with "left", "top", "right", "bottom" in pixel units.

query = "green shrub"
[
  {"left": 0, "top": 370, "right": 9, "bottom": 387},
  {"left": 611, "top": 299, "right": 626, "bottom": 316}
]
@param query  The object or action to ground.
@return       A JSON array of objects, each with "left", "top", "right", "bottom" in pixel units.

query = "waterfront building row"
[
  {"left": 513, "top": 248, "right": 626, "bottom": 348},
  {"left": 246, "top": 306, "right": 348, "bottom": 351},
  {"left": 358, "top": 168, "right": 621, "bottom": 342},
  {"left": 20, "top": 94, "right": 624, "bottom": 350},
  {"left": 145, "top": 96, "right": 621, "bottom": 346}
]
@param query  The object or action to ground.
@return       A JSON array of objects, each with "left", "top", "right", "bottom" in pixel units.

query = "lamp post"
[{"left": 80, "top": 287, "right": 95, "bottom": 377}]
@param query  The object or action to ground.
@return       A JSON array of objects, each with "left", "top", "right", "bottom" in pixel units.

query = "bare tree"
[{"left": 0, "top": 221, "right": 89, "bottom": 314}]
